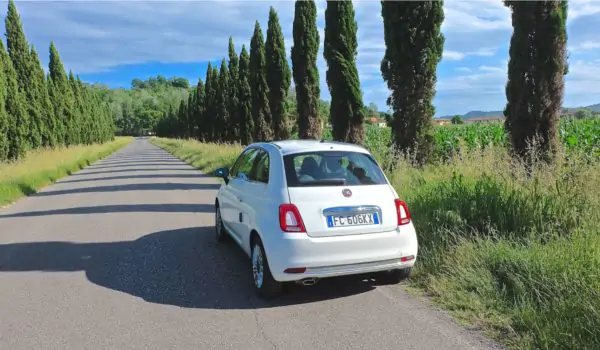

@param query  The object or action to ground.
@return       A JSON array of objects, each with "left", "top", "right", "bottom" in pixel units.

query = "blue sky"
[{"left": 3, "top": 0, "right": 600, "bottom": 117}]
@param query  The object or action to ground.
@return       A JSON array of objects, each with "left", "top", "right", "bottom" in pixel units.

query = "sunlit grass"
[
  {"left": 0, "top": 137, "right": 133, "bottom": 206},
  {"left": 152, "top": 135, "right": 600, "bottom": 350}
]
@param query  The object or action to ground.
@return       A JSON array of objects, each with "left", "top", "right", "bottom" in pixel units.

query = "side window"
[
  {"left": 251, "top": 150, "right": 270, "bottom": 184},
  {"left": 230, "top": 149, "right": 252, "bottom": 178},
  {"left": 235, "top": 149, "right": 260, "bottom": 181}
]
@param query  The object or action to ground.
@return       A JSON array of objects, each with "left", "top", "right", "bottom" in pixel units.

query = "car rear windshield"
[{"left": 283, "top": 150, "right": 388, "bottom": 187}]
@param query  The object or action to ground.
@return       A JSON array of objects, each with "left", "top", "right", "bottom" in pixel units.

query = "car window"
[
  {"left": 235, "top": 148, "right": 260, "bottom": 181},
  {"left": 283, "top": 150, "right": 387, "bottom": 187},
  {"left": 251, "top": 150, "right": 269, "bottom": 184},
  {"left": 230, "top": 148, "right": 253, "bottom": 178}
]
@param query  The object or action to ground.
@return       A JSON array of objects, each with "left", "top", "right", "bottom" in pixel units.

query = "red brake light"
[
  {"left": 279, "top": 204, "right": 306, "bottom": 233},
  {"left": 395, "top": 199, "right": 411, "bottom": 225}
]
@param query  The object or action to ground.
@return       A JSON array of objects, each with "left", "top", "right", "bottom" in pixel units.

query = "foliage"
[
  {"left": 323, "top": 0, "right": 364, "bottom": 145},
  {"left": 227, "top": 37, "right": 240, "bottom": 140},
  {"left": 238, "top": 45, "right": 254, "bottom": 145},
  {"left": 381, "top": 1, "right": 445, "bottom": 165},
  {"left": 291, "top": 0, "right": 322, "bottom": 139}
]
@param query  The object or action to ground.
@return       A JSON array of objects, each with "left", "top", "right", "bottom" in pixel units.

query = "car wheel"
[
  {"left": 251, "top": 237, "right": 283, "bottom": 299},
  {"left": 215, "top": 205, "right": 227, "bottom": 243},
  {"left": 378, "top": 267, "right": 412, "bottom": 285}
]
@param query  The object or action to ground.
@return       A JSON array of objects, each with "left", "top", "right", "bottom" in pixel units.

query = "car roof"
[{"left": 256, "top": 139, "right": 371, "bottom": 156}]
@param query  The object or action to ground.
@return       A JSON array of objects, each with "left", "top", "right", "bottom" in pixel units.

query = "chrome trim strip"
[{"left": 322, "top": 205, "right": 381, "bottom": 216}]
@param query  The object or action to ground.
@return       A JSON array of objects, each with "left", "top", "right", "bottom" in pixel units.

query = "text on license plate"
[{"left": 326, "top": 213, "right": 380, "bottom": 227}]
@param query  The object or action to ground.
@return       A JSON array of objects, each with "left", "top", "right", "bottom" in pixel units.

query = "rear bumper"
[{"left": 262, "top": 224, "right": 418, "bottom": 282}]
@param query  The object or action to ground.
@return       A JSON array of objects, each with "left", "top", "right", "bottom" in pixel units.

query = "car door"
[
  {"left": 219, "top": 148, "right": 254, "bottom": 235},
  {"left": 226, "top": 148, "right": 260, "bottom": 242},
  {"left": 236, "top": 148, "right": 271, "bottom": 253}
]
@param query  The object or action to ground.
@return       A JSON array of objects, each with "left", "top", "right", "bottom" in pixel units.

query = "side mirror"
[{"left": 215, "top": 167, "right": 229, "bottom": 179}]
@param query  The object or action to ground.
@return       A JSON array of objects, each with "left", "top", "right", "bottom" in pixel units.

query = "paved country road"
[{"left": 0, "top": 139, "right": 502, "bottom": 350}]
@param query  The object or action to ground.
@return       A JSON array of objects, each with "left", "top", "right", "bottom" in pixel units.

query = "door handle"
[{"left": 237, "top": 196, "right": 243, "bottom": 202}]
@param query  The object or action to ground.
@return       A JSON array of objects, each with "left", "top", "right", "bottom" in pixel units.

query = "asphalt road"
[{"left": 0, "top": 138, "right": 501, "bottom": 350}]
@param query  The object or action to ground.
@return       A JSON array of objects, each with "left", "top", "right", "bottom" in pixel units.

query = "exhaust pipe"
[{"left": 301, "top": 278, "right": 318, "bottom": 286}]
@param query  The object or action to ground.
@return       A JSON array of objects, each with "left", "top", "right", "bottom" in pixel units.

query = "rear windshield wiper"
[{"left": 300, "top": 178, "right": 347, "bottom": 186}]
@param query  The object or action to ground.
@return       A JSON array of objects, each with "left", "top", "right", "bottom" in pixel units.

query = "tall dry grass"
[{"left": 0, "top": 137, "right": 133, "bottom": 206}]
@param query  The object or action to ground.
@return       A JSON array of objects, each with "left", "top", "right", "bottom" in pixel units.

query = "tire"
[
  {"left": 215, "top": 204, "right": 227, "bottom": 243},
  {"left": 378, "top": 267, "right": 412, "bottom": 285},
  {"left": 251, "top": 237, "right": 283, "bottom": 299}
]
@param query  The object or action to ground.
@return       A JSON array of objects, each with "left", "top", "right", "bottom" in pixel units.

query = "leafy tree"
[
  {"left": 216, "top": 58, "right": 230, "bottom": 141},
  {"left": 250, "top": 21, "right": 272, "bottom": 141},
  {"left": 451, "top": 115, "right": 464, "bottom": 124},
  {"left": 324, "top": 0, "right": 364, "bottom": 144},
  {"left": 1, "top": 39, "right": 28, "bottom": 159},
  {"left": 574, "top": 109, "right": 592, "bottom": 119},
  {"left": 266, "top": 7, "right": 291, "bottom": 140},
  {"left": 504, "top": 1, "right": 568, "bottom": 164},
  {"left": 227, "top": 37, "right": 240, "bottom": 141},
  {"left": 381, "top": 1, "right": 445, "bottom": 165},
  {"left": 291, "top": 0, "right": 321, "bottom": 139},
  {"left": 5, "top": 0, "right": 40, "bottom": 149},
  {"left": 238, "top": 45, "right": 254, "bottom": 145}
]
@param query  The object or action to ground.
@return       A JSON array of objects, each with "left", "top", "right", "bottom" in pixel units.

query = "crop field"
[{"left": 310, "top": 117, "right": 600, "bottom": 163}]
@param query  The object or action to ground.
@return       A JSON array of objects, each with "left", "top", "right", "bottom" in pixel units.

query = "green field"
[
  {"left": 152, "top": 119, "right": 600, "bottom": 349},
  {"left": 313, "top": 117, "right": 600, "bottom": 163}
]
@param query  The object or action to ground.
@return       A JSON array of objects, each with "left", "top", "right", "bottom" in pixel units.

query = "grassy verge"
[
  {"left": 0, "top": 137, "right": 133, "bottom": 206},
  {"left": 152, "top": 137, "right": 600, "bottom": 350}
]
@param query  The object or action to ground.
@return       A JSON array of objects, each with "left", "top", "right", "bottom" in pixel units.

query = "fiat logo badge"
[{"left": 342, "top": 188, "right": 352, "bottom": 197}]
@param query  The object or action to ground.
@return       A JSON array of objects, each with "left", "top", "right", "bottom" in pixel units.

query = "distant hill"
[{"left": 439, "top": 103, "right": 600, "bottom": 119}]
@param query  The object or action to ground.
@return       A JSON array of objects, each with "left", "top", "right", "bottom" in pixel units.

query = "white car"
[{"left": 214, "top": 139, "right": 418, "bottom": 299}]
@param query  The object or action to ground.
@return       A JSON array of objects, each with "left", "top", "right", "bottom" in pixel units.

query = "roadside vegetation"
[{"left": 0, "top": 137, "right": 132, "bottom": 206}]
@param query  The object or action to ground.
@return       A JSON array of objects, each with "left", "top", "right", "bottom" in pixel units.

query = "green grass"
[
  {"left": 152, "top": 135, "right": 600, "bottom": 350},
  {"left": 0, "top": 137, "right": 133, "bottom": 206}
]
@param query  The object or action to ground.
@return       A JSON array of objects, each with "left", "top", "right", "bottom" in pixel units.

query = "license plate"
[{"left": 326, "top": 212, "right": 380, "bottom": 228}]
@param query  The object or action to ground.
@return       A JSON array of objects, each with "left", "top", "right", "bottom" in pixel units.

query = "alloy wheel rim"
[{"left": 252, "top": 244, "right": 264, "bottom": 288}]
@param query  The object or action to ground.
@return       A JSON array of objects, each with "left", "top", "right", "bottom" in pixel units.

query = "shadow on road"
[
  {"left": 59, "top": 174, "right": 212, "bottom": 184},
  {"left": 0, "top": 203, "right": 214, "bottom": 218},
  {"left": 0, "top": 227, "right": 377, "bottom": 309},
  {"left": 28, "top": 183, "right": 220, "bottom": 197},
  {"left": 71, "top": 168, "right": 200, "bottom": 176}
]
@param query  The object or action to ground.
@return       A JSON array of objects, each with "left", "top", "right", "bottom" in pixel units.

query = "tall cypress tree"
[
  {"left": 227, "top": 37, "right": 240, "bottom": 141},
  {"left": 194, "top": 79, "right": 205, "bottom": 140},
  {"left": 203, "top": 62, "right": 214, "bottom": 141},
  {"left": 49, "top": 42, "right": 76, "bottom": 146},
  {"left": 1, "top": 40, "right": 28, "bottom": 159},
  {"left": 266, "top": 7, "right": 291, "bottom": 140},
  {"left": 291, "top": 0, "right": 321, "bottom": 139},
  {"left": 211, "top": 65, "right": 220, "bottom": 139},
  {"left": 68, "top": 71, "right": 83, "bottom": 144},
  {"left": 187, "top": 86, "right": 196, "bottom": 138},
  {"left": 0, "top": 44, "right": 7, "bottom": 160},
  {"left": 250, "top": 21, "right": 272, "bottom": 141},
  {"left": 381, "top": 1, "right": 444, "bottom": 164},
  {"left": 324, "top": 0, "right": 364, "bottom": 145},
  {"left": 216, "top": 58, "right": 230, "bottom": 142},
  {"left": 238, "top": 45, "right": 254, "bottom": 145},
  {"left": 177, "top": 99, "right": 187, "bottom": 138},
  {"left": 5, "top": 0, "right": 39, "bottom": 149},
  {"left": 504, "top": 1, "right": 568, "bottom": 164},
  {"left": 30, "top": 47, "right": 58, "bottom": 147}
]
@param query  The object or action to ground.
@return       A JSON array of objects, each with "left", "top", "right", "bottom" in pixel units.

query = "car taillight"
[
  {"left": 395, "top": 199, "right": 411, "bottom": 225},
  {"left": 279, "top": 204, "right": 306, "bottom": 233}
]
